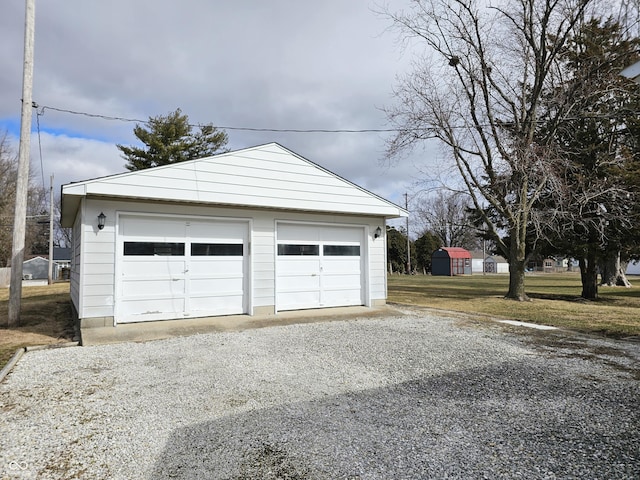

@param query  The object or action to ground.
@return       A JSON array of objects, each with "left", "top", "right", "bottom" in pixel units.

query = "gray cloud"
[{"left": 1, "top": 0, "right": 440, "bottom": 211}]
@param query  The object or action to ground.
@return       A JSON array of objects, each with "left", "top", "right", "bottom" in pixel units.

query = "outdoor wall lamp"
[
  {"left": 97, "top": 212, "right": 106, "bottom": 230},
  {"left": 374, "top": 226, "right": 382, "bottom": 239}
]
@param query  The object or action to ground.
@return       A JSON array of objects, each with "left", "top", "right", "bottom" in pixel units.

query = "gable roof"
[
  {"left": 433, "top": 247, "right": 472, "bottom": 259},
  {"left": 23, "top": 256, "right": 48, "bottom": 264},
  {"left": 469, "top": 250, "right": 508, "bottom": 262},
  {"left": 61, "top": 143, "right": 407, "bottom": 226}
]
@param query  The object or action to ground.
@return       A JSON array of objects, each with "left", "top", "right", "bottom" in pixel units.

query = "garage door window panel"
[
  {"left": 124, "top": 242, "right": 185, "bottom": 256},
  {"left": 323, "top": 245, "right": 360, "bottom": 256},
  {"left": 191, "top": 243, "right": 243, "bottom": 256},
  {"left": 278, "top": 244, "right": 320, "bottom": 256}
]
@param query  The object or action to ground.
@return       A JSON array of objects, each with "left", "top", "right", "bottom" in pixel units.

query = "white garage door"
[
  {"left": 276, "top": 223, "right": 364, "bottom": 311},
  {"left": 117, "top": 215, "right": 248, "bottom": 323}
]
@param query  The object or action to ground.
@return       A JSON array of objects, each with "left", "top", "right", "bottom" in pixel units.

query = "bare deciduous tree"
[
  {"left": 52, "top": 193, "right": 72, "bottom": 248},
  {"left": 0, "top": 132, "right": 19, "bottom": 267},
  {"left": 415, "top": 190, "right": 479, "bottom": 250},
  {"left": 0, "top": 131, "right": 49, "bottom": 267},
  {"left": 384, "top": 0, "right": 591, "bottom": 300}
]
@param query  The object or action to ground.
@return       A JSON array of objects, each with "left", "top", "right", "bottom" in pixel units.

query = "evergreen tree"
[
  {"left": 117, "top": 109, "right": 229, "bottom": 171},
  {"left": 414, "top": 231, "right": 441, "bottom": 274},
  {"left": 540, "top": 17, "right": 640, "bottom": 298},
  {"left": 386, "top": 226, "right": 414, "bottom": 274}
]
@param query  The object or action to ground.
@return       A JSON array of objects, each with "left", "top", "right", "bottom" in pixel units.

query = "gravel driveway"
[{"left": 1, "top": 307, "right": 639, "bottom": 479}]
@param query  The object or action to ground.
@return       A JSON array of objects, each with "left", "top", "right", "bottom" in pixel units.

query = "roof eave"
[{"left": 66, "top": 191, "right": 408, "bottom": 220}]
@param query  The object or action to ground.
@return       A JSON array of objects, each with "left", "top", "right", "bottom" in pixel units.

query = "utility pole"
[
  {"left": 405, "top": 193, "right": 411, "bottom": 275},
  {"left": 8, "top": 0, "right": 36, "bottom": 327},
  {"left": 48, "top": 174, "right": 54, "bottom": 285},
  {"left": 482, "top": 238, "right": 486, "bottom": 276}
]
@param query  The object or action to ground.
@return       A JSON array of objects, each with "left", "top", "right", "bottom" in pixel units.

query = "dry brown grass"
[
  {"left": 388, "top": 272, "right": 640, "bottom": 337},
  {"left": 0, "top": 282, "right": 75, "bottom": 368}
]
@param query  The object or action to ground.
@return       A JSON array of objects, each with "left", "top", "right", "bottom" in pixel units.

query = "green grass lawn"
[{"left": 388, "top": 272, "right": 640, "bottom": 337}]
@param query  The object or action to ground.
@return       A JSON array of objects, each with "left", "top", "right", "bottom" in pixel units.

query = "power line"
[
  {"left": 36, "top": 104, "right": 407, "bottom": 134},
  {"left": 39, "top": 105, "right": 146, "bottom": 124},
  {"left": 35, "top": 103, "right": 45, "bottom": 192},
  {"left": 34, "top": 102, "right": 637, "bottom": 138}
]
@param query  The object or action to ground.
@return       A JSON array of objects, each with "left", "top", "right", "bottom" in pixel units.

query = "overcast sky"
[{"left": 1, "top": 0, "right": 440, "bottom": 219}]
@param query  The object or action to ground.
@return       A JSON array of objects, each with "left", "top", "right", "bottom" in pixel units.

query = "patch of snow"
[{"left": 498, "top": 319, "right": 558, "bottom": 330}]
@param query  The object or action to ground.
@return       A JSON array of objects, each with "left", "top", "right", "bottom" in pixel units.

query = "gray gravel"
[{"left": 1, "top": 307, "right": 639, "bottom": 479}]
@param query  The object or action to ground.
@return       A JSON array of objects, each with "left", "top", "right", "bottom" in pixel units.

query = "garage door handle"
[{"left": 311, "top": 273, "right": 317, "bottom": 277}]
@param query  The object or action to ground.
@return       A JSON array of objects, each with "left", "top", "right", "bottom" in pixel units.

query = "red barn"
[{"left": 431, "top": 247, "right": 472, "bottom": 276}]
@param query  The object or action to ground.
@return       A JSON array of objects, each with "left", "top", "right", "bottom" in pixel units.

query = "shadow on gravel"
[{"left": 150, "top": 360, "right": 639, "bottom": 480}]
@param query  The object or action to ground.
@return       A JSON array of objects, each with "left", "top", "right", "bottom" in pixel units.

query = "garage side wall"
[
  {"left": 69, "top": 202, "right": 83, "bottom": 317},
  {"left": 78, "top": 200, "right": 117, "bottom": 325},
  {"left": 77, "top": 198, "right": 387, "bottom": 325},
  {"left": 369, "top": 229, "right": 387, "bottom": 306}
]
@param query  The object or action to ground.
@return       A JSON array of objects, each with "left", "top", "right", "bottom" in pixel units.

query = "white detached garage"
[{"left": 61, "top": 143, "right": 406, "bottom": 335}]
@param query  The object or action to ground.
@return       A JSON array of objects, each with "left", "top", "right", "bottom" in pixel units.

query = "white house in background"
[
  {"left": 60, "top": 143, "right": 407, "bottom": 336},
  {"left": 626, "top": 260, "right": 640, "bottom": 276}
]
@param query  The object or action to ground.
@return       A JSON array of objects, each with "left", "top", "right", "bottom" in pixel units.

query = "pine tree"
[
  {"left": 540, "top": 17, "right": 640, "bottom": 298},
  {"left": 117, "top": 109, "right": 229, "bottom": 171}
]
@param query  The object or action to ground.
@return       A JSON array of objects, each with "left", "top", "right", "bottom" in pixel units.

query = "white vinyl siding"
[
  {"left": 72, "top": 197, "right": 387, "bottom": 323},
  {"left": 69, "top": 210, "right": 82, "bottom": 314},
  {"left": 369, "top": 229, "right": 387, "bottom": 302},
  {"left": 79, "top": 202, "right": 115, "bottom": 320},
  {"left": 62, "top": 144, "right": 406, "bottom": 219},
  {"left": 251, "top": 219, "right": 276, "bottom": 309}
]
